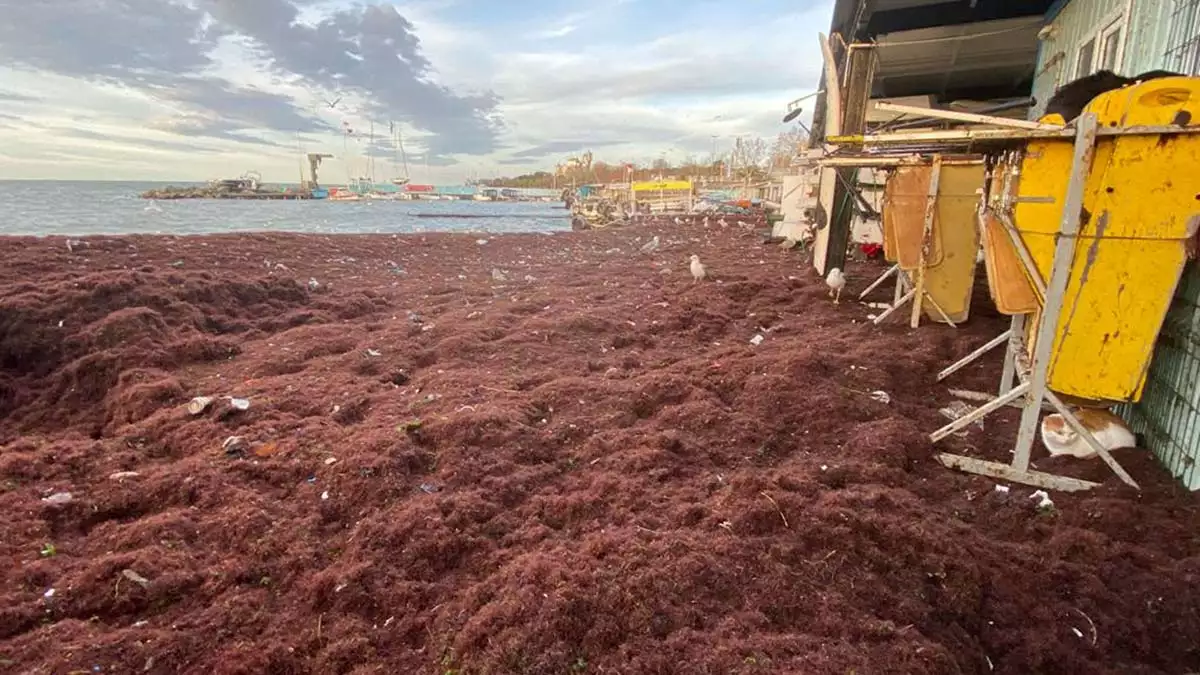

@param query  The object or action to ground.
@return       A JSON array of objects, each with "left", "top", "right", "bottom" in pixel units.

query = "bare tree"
[
  {"left": 770, "top": 125, "right": 809, "bottom": 168},
  {"left": 729, "top": 136, "right": 769, "bottom": 179}
]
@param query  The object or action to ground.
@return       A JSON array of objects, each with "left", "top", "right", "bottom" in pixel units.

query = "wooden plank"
[
  {"left": 873, "top": 101, "right": 1063, "bottom": 131},
  {"left": 937, "top": 330, "right": 1012, "bottom": 382},
  {"left": 858, "top": 264, "right": 898, "bottom": 300},
  {"left": 819, "top": 33, "right": 843, "bottom": 138},
  {"left": 999, "top": 314, "right": 1025, "bottom": 396},
  {"left": 819, "top": 155, "right": 984, "bottom": 168},
  {"left": 936, "top": 454, "right": 1102, "bottom": 492},
  {"left": 872, "top": 287, "right": 915, "bottom": 325},
  {"left": 930, "top": 382, "right": 1030, "bottom": 443},
  {"left": 830, "top": 124, "right": 1200, "bottom": 146},
  {"left": 949, "top": 386, "right": 1055, "bottom": 411},
  {"left": 843, "top": 46, "right": 877, "bottom": 136}
]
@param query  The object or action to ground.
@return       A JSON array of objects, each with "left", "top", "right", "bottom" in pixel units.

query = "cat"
[
  {"left": 1042, "top": 69, "right": 1186, "bottom": 123},
  {"left": 1040, "top": 408, "right": 1137, "bottom": 459}
]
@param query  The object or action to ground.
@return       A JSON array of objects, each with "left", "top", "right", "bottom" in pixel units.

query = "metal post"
[
  {"left": 911, "top": 156, "right": 942, "bottom": 328},
  {"left": 931, "top": 382, "right": 1031, "bottom": 443},
  {"left": 872, "top": 287, "right": 916, "bottom": 325},
  {"left": 893, "top": 268, "right": 908, "bottom": 306},
  {"left": 1011, "top": 113, "right": 1098, "bottom": 473},
  {"left": 937, "top": 328, "right": 1013, "bottom": 382},
  {"left": 999, "top": 314, "right": 1025, "bottom": 396},
  {"left": 858, "top": 264, "right": 899, "bottom": 300},
  {"left": 1043, "top": 389, "right": 1140, "bottom": 488}
]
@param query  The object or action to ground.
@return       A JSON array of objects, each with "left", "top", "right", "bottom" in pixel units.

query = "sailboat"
[{"left": 389, "top": 122, "right": 411, "bottom": 187}]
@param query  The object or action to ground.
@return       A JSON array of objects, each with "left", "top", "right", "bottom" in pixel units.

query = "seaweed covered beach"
[{"left": 1, "top": 223, "right": 1199, "bottom": 674}]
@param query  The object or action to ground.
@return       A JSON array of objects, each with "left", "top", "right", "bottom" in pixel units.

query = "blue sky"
[{"left": 0, "top": 0, "right": 832, "bottom": 182}]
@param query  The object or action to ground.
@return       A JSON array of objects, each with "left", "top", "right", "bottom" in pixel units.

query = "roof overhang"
[{"left": 873, "top": 16, "right": 1045, "bottom": 99}]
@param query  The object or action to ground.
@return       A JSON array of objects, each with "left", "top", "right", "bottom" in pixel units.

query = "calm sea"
[{"left": 0, "top": 181, "right": 571, "bottom": 237}]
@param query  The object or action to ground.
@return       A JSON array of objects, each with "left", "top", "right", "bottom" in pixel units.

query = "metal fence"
[
  {"left": 1164, "top": 0, "right": 1200, "bottom": 75},
  {"left": 1121, "top": 263, "right": 1200, "bottom": 489}
]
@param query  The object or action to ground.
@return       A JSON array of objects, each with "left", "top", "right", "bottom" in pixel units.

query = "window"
[
  {"left": 1076, "top": 38, "right": 1096, "bottom": 77},
  {"left": 1100, "top": 22, "right": 1123, "bottom": 71},
  {"left": 1164, "top": 0, "right": 1200, "bottom": 75}
]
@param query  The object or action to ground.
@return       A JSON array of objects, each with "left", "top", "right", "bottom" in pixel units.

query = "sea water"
[{"left": 0, "top": 181, "right": 571, "bottom": 236}]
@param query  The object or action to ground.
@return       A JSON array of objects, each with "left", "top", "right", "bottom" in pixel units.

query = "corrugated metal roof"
[
  {"left": 869, "top": 0, "right": 949, "bottom": 12},
  {"left": 873, "top": 16, "right": 1044, "bottom": 97}
]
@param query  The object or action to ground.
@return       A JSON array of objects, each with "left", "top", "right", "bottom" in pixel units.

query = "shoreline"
[{"left": 2, "top": 222, "right": 1198, "bottom": 673}]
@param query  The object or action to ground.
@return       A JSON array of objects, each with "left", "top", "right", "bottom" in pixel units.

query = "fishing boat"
[{"left": 328, "top": 187, "right": 363, "bottom": 201}]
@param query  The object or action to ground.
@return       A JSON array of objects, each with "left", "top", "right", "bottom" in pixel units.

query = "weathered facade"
[{"left": 1030, "top": 0, "right": 1200, "bottom": 117}]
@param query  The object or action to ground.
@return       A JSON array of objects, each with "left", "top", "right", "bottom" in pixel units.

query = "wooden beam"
[
  {"left": 819, "top": 32, "right": 843, "bottom": 138},
  {"left": 930, "top": 382, "right": 1030, "bottom": 443},
  {"left": 819, "top": 155, "right": 985, "bottom": 168},
  {"left": 832, "top": 124, "right": 1200, "bottom": 146},
  {"left": 937, "top": 330, "right": 1012, "bottom": 381},
  {"left": 936, "top": 454, "right": 1103, "bottom": 492},
  {"left": 872, "top": 101, "right": 1062, "bottom": 130}
]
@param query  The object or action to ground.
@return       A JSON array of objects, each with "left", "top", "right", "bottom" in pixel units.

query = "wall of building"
[
  {"left": 1029, "top": 0, "right": 1171, "bottom": 117},
  {"left": 1124, "top": 0, "right": 1174, "bottom": 73}
]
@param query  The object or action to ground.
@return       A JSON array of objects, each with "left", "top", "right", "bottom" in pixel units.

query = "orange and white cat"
[{"left": 1040, "top": 408, "right": 1137, "bottom": 459}]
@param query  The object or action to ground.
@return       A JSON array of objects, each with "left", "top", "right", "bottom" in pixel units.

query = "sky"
[{"left": 0, "top": 0, "right": 832, "bottom": 183}]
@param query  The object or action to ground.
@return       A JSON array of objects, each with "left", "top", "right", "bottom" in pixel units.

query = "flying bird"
[
  {"left": 689, "top": 254, "right": 707, "bottom": 283},
  {"left": 325, "top": 96, "right": 342, "bottom": 109},
  {"left": 826, "top": 267, "right": 846, "bottom": 304},
  {"left": 639, "top": 236, "right": 660, "bottom": 254}
]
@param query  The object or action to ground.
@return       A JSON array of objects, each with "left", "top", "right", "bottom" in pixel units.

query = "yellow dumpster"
[
  {"left": 1009, "top": 76, "right": 1200, "bottom": 403},
  {"left": 882, "top": 161, "right": 985, "bottom": 323}
]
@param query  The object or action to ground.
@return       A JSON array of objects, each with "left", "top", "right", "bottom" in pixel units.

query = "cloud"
[
  {"left": 0, "top": 90, "right": 38, "bottom": 102},
  {"left": 510, "top": 140, "right": 627, "bottom": 160},
  {"left": 0, "top": 0, "right": 499, "bottom": 158},
  {"left": 535, "top": 25, "right": 578, "bottom": 39},
  {"left": 0, "top": 0, "right": 220, "bottom": 80},
  {"left": 0, "top": 0, "right": 833, "bottom": 181},
  {"left": 200, "top": 0, "right": 501, "bottom": 155},
  {"left": 53, "top": 127, "right": 227, "bottom": 155}
]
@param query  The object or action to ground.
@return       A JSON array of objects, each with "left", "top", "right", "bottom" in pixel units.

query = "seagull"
[
  {"left": 718, "top": 217, "right": 728, "bottom": 227},
  {"left": 826, "top": 267, "right": 846, "bottom": 304},
  {"left": 325, "top": 96, "right": 342, "bottom": 109},
  {"left": 702, "top": 216, "right": 710, "bottom": 227},
  {"left": 689, "top": 254, "right": 707, "bottom": 283},
  {"left": 674, "top": 216, "right": 683, "bottom": 225},
  {"left": 738, "top": 220, "right": 753, "bottom": 230},
  {"left": 639, "top": 236, "right": 660, "bottom": 254}
]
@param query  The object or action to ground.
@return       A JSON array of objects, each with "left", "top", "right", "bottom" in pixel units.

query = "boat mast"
[
  {"left": 399, "top": 128, "right": 410, "bottom": 179},
  {"left": 368, "top": 120, "right": 375, "bottom": 183}
]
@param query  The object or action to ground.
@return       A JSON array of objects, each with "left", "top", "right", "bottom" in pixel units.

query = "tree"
[
  {"left": 770, "top": 125, "right": 810, "bottom": 168},
  {"left": 729, "top": 136, "right": 769, "bottom": 179}
]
